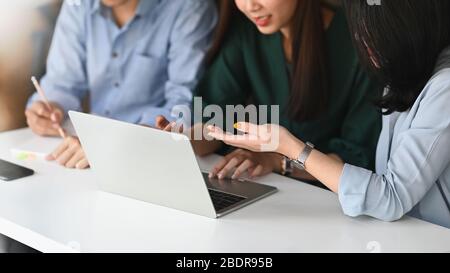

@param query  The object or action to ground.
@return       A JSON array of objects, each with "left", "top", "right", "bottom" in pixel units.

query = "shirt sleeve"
[
  {"left": 338, "top": 72, "right": 450, "bottom": 222},
  {"left": 138, "top": 0, "right": 218, "bottom": 127},
  {"left": 27, "top": 1, "right": 89, "bottom": 116},
  {"left": 327, "top": 64, "right": 382, "bottom": 170}
]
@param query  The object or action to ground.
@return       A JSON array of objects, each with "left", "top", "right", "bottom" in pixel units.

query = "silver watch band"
[{"left": 292, "top": 142, "right": 314, "bottom": 170}]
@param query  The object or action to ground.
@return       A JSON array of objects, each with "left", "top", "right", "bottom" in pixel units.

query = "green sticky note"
[{"left": 17, "top": 152, "right": 28, "bottom": 160}]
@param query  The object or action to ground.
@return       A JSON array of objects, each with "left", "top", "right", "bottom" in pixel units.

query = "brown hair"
[{"left": 208, "top": 0, "right": 329, "bottom": 122}]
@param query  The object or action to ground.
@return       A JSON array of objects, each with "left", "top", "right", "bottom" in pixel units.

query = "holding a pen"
[
  {"left": 26, "top": 76, "right": 89, "bottom": 169},
  {"left": 26, "top": 77, "right": 66, "bottom": 138}
]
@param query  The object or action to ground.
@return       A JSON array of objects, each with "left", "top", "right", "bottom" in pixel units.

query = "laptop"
[{"left": 69, "top": 111, "right": 277, "bottom": 218}]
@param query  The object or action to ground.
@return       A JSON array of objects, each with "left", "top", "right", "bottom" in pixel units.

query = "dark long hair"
[
  {"left": 208, "top": 0, "right": 329, "bottom": 122},
  {"left": 343, "top": 0, "right": 450, "bottom": 114}
]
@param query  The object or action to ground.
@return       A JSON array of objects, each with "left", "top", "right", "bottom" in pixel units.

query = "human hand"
[
  {"left": 25, "top": 101, "right": 64, "bottom": 137},
  {"left": 209, "top": 148, "right": 283, "bottom": 180},
  {"left": 46, "top": 136, "right": 89, "bottom": 169}
]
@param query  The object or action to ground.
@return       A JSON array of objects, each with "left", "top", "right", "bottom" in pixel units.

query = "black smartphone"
[{"left": 0, "top": 159, "right": 34, "bottom": 182}]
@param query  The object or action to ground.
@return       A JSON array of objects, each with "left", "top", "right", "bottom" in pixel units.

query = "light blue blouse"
[{"left": 339, "top": 49, "right": 450, "bottom": 229}]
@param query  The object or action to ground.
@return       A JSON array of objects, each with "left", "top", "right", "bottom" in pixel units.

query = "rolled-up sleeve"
[
  {"left": 27, "top": 1, "right": 88, "bottom": 115},
  {"left": 138, "top": 0, "right": 218, "bottom": 127},
  {"left": 338, "top": 74, "right": 450, "bottom": 221}
]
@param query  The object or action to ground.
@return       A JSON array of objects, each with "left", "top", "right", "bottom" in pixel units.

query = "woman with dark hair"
[
  {"left": 208, "top": 0, "right": 450, "bottom": 228},
  {"left": 158, "top": 0, "right": 381, "bottom": 182}
]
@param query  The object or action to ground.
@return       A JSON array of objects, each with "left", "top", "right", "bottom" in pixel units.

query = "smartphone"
[{"left": 0, "top": 159, "right": 34, "bottom": 181}]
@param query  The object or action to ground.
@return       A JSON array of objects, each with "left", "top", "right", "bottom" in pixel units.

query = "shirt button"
[
  {"left": 114, "top": 82, "right": 120, "bottom": 88},
  {"left": 105, "top": 110, "right": 110, "bottom": 116},
  {"left": 112, "top": 52, "right": 118, "bottom": 58}
]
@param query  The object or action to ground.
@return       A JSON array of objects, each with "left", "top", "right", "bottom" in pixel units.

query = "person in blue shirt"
[{"left": 25, "top": 0, "right": 217, "bottom": 169}]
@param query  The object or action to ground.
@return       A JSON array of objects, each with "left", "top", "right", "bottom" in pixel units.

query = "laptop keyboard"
[{"left": 208, "top": 189, "right": 246, "bottom": 212}]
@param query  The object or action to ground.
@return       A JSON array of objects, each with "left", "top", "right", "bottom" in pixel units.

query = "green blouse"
[{"left": 195, "top": 9, "right": 382, "bottom": 170}]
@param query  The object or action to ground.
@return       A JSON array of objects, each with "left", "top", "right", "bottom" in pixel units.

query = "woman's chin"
[{"left": 256, "top": 25, "right": 278, "bottom": 35}]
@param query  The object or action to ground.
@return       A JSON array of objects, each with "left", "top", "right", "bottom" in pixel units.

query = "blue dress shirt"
[
  {"left": 338, "top": 47, "right": 450, "bottom": 229},
  {"left": 29, "top": 0, "right": 217, "bottom": 126}
]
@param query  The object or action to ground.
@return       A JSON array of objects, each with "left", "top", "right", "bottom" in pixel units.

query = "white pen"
[{"left": 31, "top": 76, "right": 67, "bottom": 138}]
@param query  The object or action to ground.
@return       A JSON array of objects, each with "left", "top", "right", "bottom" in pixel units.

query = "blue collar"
[{"left": 91, "top": 0, "right": 159, "bottom": 17}]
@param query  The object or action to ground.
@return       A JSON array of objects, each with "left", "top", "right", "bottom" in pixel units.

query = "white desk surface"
[{"left": 1, "top": 128, "right": 450, "bottom": 253}]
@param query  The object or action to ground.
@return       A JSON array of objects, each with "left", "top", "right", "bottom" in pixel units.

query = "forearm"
[
  {"left": 191, "top": 140, "right": 223, "bottom": 157},
  {"left": 188, "top": 123, "right": 223, "bottom": 157},
  {"left": 289, "top": 154, "right": 342, "bottom": 183},
  {"left": 285, "top": 138, "right": 344, "bottom": 193},
  {"left": 290, "top": 169, "right": 316, "bottom": 181}
]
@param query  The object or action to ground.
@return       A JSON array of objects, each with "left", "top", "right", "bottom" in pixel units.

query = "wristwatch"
[{"left": 291, "top": 142, "right": 315, "bottom": 171}]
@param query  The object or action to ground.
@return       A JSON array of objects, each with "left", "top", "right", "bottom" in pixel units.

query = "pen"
[{"left": 31, "top": 76, "right": 67, "bottom": 138}]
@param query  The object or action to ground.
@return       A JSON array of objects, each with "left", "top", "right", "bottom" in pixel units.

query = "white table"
[{"left": 1, "top": 128, "right": 450, "bottom": 253}]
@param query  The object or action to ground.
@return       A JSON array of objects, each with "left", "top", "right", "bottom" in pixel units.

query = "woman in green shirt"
[{"left": 158, "top": 0, "right": 381, "bottom": 182}]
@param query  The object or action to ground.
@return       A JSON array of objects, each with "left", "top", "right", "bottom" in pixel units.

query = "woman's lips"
[{"left": 254, "top": 15, "right": 271, "bottom": 27}]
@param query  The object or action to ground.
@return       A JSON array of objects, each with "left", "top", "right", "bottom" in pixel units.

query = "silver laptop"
[{"left": 69, "top": 111, "right": 277, "bottom": 218}]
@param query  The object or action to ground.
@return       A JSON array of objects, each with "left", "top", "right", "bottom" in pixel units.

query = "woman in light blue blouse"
[{"left": 207, "top": 0, "right": 450, "bottom": 228}]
